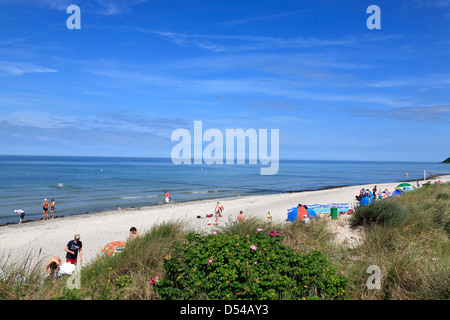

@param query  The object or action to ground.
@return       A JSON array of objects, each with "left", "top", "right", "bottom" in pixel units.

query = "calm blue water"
[{"left": 0, "top": 155, "right": 449, "bottom": 226}]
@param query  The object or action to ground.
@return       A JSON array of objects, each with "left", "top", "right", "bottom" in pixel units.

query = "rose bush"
[{"left": 152, "top": 229, "right": 348, "bottom": 300}]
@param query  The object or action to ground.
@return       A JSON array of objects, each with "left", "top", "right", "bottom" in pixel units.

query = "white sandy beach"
[{"left": 1, "top": 176, "right": 448, "bottom": 270}]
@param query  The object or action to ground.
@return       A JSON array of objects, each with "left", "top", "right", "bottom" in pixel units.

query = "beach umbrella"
[
  {"left": 397, "top": 183, "right": 411, "bottom": 188},
  {"left": 360, "top": 196, "right": 373, "bottom": 207},
  {"left": 101, "top": 241, "right": 126, "bottom": 256}
]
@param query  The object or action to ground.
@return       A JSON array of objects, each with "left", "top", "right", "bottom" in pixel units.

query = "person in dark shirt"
[{"left": 65, "top": 233, "right": 82, "bottom": 264}]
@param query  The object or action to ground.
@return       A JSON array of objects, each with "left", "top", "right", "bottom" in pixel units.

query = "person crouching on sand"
[
  {"left": 45, "top": 257, "right": 62, "bottom": 276},
  {"left": 14, "top": 209, "right": 25, "bottom": 224},
  {"left": 129, "top": 227, "right": 141, "bottom": 239}
]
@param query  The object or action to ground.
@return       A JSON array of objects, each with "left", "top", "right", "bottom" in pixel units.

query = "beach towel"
[
  {"left": 58, "top": 262, "right": 76, "bottom": 276},
  {"left": 306, "top": 203, "right": 350, "bottom": 214}
]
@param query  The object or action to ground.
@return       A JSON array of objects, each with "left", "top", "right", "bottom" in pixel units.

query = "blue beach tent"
[
  {"left": 286, "top": 207, "right": 297, "bottom": 222},
  {"left": 307, "top": 208, "right": 318, "bottom": 220},
  {"left": 286, "top": 206, "right": 309, "bottom": 222},
  {"left": 360, "top": 196, "right": 373, "bottom": 206},
  {"left": 391, "top": 189, "right": 403, "bottom": 196}
]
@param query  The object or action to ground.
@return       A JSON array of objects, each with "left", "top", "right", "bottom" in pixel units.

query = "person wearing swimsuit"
[
  {"left": 214, "top": 202, "right": 224, "bottom": 225},
  {"left": 42, "top": 199, "right": 49, "bottom": 220},
  {"left": 50, "top": 199, "right": 55, "bottom": 219}
]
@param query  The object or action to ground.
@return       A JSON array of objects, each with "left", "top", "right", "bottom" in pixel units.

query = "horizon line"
[{"left": 0, "top": 154, "right": 444, "bottom": 163}]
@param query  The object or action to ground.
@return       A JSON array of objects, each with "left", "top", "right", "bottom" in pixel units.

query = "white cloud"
[
  {"left": 0, "top": 61, "right": 57, "bottom": 76},
  {"left": 220, "top": 10, "right": 306, "bottom": 26}
]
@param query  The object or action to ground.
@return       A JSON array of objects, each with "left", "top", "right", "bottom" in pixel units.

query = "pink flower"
[
  {"left": 208, "top": 258, "right": 214, "bottom": 265},
  {"left": 256, "top": 228, "right": 263, "bottom": 232},
  {"left": 254, "top": 261, "right": 258, "bottom": 265},
  {"left": 250, "top": 245, "right": 257, "bottom": 251},
  {"left": 150, "top": 276, "right": 159, "bottom": 285},
  {"left": 269, "top": 231, "right": 280, "bottom": 237},
  {"left": 211, "top": 231, "right": 217, "bottom": 235}
]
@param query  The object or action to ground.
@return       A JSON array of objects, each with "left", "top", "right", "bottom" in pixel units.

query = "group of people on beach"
[
  {"left": 213, "top": 201, "right": 246, "bottom": 225},
  {"left": 355, "top": 186, "right": 392, "bottom": 201},
  {"left": 42, "top": 198, "right": 56, "bottom": 220},
  {"left": 13, "top": 198, "right": 56, "bottom": 224},
  {"left": 212, "top": 201, "right": 273, "bottom": 225},
  {"left": 45, "top": 226, "right": 142, "bottom": 278}
]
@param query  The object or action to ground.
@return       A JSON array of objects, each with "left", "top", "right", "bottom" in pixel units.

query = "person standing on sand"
[
  {"left": 42, "top": 199, "right": 49, "bottom": 220},
  {"left": 267, "top": 211, "right": 272, "bottom": 224},
  {"left": 214, "top": 201, "right": 224, "bottom": 225},
  {"left": 65, "top": 234, "right": 82, "bottom": 265},
  {"left": 165, "top": 191, "right": 170, "bottom": 203},
  {"left": 236, "top": 211, "right": 245, "bottom": 224},
  {"left": 50, "top": 199, "right": 55, "bottom": 219}
]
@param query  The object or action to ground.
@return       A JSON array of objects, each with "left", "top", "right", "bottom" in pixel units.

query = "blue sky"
[{"left": 0, "top": 0, "right": 449, "bottom": 161}]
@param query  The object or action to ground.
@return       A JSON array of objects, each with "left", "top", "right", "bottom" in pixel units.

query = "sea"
[{"left": 0, "top": 155, "right": 449, "bottom": 226}]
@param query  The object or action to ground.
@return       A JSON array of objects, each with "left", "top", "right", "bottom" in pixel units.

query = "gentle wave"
[{"left": 121, "top": 195, "right": 159, "bottom": 199}]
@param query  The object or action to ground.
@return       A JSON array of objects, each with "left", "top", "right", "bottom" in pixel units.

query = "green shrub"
[
  {"left": 351, "top": 200, "right": 409, "bottom": 227},
  {"left": 151, "top": 229, "right": 348, "bottom": 300},
  {"left": 436, "top": 193, "right": 450, "bottom": 201}
]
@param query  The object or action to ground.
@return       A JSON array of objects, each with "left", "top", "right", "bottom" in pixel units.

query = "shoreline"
[
  {"left": 1, "top": 175, "right": 448, "bottom": 267},
  {"left": 1, "top": 173, "right": 447, "bottom": 228}
]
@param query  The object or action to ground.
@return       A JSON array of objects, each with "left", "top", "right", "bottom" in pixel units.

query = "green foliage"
[
  {"left": 351, "top": 199, "right": 409, "bottom": 227},
  {"left": 152, "top": 230, "right": 348, "bottom": 300},
  {"left": 115, "top": 274, "right": 132, "bottom": 289},
  {"left": 436, "top": 193, "right": 450, "bottom": 201},
  {"left": 51, "top": 288, "right": 85, "bottom": 300}
]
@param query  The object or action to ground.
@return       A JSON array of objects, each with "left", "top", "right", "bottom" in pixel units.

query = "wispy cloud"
[
  {"left": 129, "top": 27, "right": 358, "bottom": 52},
  {"left": 0, "top": 0, "right": 148, "bottom": 15},
  {"left": 0, "top": 61, "right": 57, "bottom": 76},
  {"left": 355, "top": 104, "right": 450, "bottom": 122},
  {"left": 220, "top": 10, "right": 306, "bottom": 26},
  {"left": 413, "top": 0, "right": 450, "bottom": 7}
]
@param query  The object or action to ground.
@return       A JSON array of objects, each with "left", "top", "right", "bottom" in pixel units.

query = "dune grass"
[
  {"left": 0, "top": 183, "right": 448, "bottom": 300},
  {"left": 340, "top": 182, "right": 450, "bottom": 300}
]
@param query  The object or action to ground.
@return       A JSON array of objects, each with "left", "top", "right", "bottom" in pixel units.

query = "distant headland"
[{"left": 443, "top": 157, "right": 450, "bottom": 163}]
